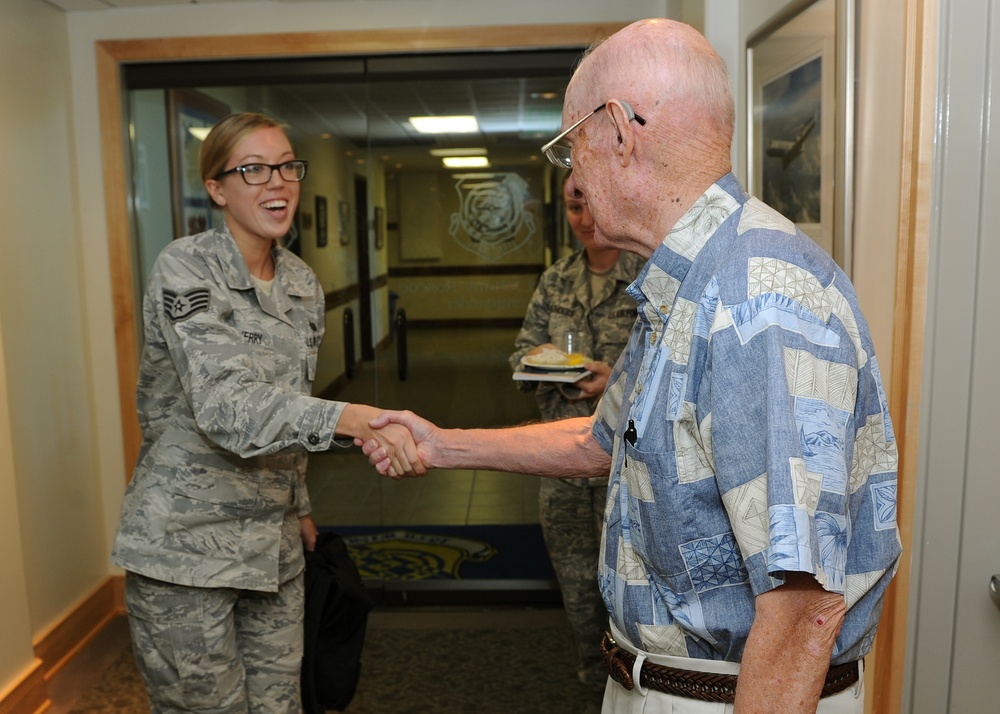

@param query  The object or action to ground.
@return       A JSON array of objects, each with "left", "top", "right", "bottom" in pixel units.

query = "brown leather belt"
[{"left": 601, "top": 631, "right": 860, "bottom": 703}]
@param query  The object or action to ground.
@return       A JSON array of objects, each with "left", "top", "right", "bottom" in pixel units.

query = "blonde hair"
[{"left": 199, "top": 113, "right": 287, "bottom": 204}]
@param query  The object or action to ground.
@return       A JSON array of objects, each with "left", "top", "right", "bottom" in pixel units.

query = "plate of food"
[{"left": 520, "top": 349, "right": 589, "bottom": 371}]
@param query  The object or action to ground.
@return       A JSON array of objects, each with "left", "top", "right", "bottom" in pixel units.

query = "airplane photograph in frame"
[
  {"left": 761, "top": 54, "right": 822, "bottom": 227},
  {"left": 746, "top": 0, "right": 853, "bottom": 272}
]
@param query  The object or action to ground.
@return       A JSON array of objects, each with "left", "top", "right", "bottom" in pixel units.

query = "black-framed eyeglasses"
[
  {"left": 214, "top": 159, "right": 309, "bottom": 185},
  {"left": 540, "top": 101, "right": 646, "bottom": 169}
]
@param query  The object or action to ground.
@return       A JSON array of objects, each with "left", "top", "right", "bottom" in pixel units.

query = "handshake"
[
  {"left": 343, "top": 404, "right": 611, "bottom": 484},
  {"left": 352, "top": 409, "right": 435, "bottom": 480}
]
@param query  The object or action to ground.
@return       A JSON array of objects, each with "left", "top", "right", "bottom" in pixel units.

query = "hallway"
[
  {"left": 50, "top": 325, "right": 601, "bottom": 712},
  {"left": 307, "top": 325, "right": 545, "bottom": 528}
]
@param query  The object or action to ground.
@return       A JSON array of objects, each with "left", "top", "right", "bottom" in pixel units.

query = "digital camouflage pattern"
[
  {"left": 510, "top": 248, "right": 641, "bottom": 692},
  {"left": 126, "top": 571, "right": 305, "bottom": 713},
  {"left": 510, "top": 249, "right": 643, "bottom": 429},
  {"left": 538, "top": 477, "right": 610, "bottom": 692},
  {"left": 112, "top": 225, "right": 346, "bottom": 592}
]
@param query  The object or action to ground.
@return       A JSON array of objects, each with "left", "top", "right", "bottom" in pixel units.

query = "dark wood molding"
[
  {"left": 389, "top": 264, "right": 543, "bottom": 278},
  {"left": 324, "top": 276, "right": 388, "bottom": 312},
  {"left": 324, "top": 284, "right": 359, "bottom": 310},
  {"left": 407, "top": 317, "right": 524, "bottom": 329}
]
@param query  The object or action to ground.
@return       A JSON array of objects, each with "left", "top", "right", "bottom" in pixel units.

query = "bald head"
[
  {"left": 559, "top": 19, "right": 735, "bottom": 256},
  {"left": 569, "top": 19, "right": 734, "bottom": 164}
]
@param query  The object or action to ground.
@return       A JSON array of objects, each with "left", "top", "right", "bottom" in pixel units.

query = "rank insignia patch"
[{"left": 164, "top": 288, "right": 211, "bottom": 322}]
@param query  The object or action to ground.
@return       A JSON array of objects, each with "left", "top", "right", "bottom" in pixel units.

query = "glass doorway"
[{"left": 123, "top": 50, "right": 583, "bottom": 597}]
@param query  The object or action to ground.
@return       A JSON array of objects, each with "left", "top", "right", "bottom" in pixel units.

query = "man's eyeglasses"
[
  {"left": 540, "top": 101, "right": 646, "bottom": 169},
  {"left": 215, "top": 160, "right": 309, "bottom": 185}
]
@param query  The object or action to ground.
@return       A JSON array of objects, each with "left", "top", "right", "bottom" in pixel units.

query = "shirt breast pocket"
[
  {"left": 247, "top": 342, "right": 276, "bottom": 383},
  {"left": 230, "top": 306, "right": 277, "bottom": 384},
  {"left": 617, "top": 440, "right": 671, "bottom": 555}
]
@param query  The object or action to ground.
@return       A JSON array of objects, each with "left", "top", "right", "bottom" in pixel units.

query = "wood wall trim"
[
  {"left": 0, "top": 659, "right": 48, "bottom": 714},
  {"left": 324, "top": 284, "right": 360, "bottom": 311},
  {"left": 97, "top": 41, "right": 143, "bottom": 482},
  {"left": 408, "top": 317, "right": 524, "bottom": 330},
  {"left": 390, "top": 264, "right": 544, "bottom": 278},
  {"left": 0, "top": 576, "right": 124, "bottom": 713},
  {"left": 32, "top": 577, "right": 123, "bottom": 680},
  {"left": 872, "top": 0, "right": 936, "bottom": 711},
  {"left": 97, "top": 23, "right": 624, "bottom": 62},
  {"left": 98, "top": 23, "right": 627, "bottom": 487}
]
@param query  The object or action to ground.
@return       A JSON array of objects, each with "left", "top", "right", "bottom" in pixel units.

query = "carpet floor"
[{"left": 71, "top": 607, "right": 604, "bottom": 714}]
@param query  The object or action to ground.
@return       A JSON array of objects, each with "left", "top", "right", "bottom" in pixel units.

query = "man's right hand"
[{"left": 355, "top": 410, "right": 436, "bottom": 477}]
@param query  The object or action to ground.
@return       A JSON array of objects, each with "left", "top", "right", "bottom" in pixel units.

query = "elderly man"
[{"left": 363, "top": 19, "right": 901, "bottom": 713}]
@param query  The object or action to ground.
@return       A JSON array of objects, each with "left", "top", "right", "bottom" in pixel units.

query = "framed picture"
[
  {"left": 373, "top": 206, "right": 385, "bottom": 250},
  {"left": 338, "top": 200, "right": 351, "bottom": 245},
  {"left": 167, "top": 89, "right": 230, "bottom": 239},
  {"left": 746, "top": 0, "right": 853, "bottom": 271},
  {"left": 315, "top": 196, "right": 329, "bottom": 247}
]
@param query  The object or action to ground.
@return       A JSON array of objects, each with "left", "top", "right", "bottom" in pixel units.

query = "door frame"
[
  {"left": 96, "top": 23, "right": 624, "bottom": 482},
  {"left": 95, "top": 19, "right": 930, "bottom": 712}
]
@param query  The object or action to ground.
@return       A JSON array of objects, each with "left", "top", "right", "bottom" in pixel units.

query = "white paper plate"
[{"left": 520, "top": 354, "right": 588, "bottom": 371}]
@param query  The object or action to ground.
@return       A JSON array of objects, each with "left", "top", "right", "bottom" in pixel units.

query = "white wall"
[
  {"left": 0, "top": 308, "right": 35, "bottom": 709},
  {"left": 0, "top": 0, "right": 110, "bottom": 681}
]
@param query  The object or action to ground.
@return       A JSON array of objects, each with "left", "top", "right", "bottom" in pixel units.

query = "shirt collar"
[
  {"left": 629, "top": 173, "right": 744, "bottom": 309},
  {"left": 213, "top": 223, "right": 256, "bottom": 290},
  {"left": 212, "top": 223, "right": 312, "bottom": 298}
]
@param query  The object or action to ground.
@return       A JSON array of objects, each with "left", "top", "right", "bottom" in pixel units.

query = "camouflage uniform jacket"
[
  {"left": 509, "top": 249, "right": 642, "bottom": 484},
  {"left": 112, "top": 225, "right": 347, "bottom": 592}
]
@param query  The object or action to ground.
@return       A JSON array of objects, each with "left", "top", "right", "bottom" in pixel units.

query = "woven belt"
[{"left": 601, "top": 631, "right": 860, "bottom": 703}]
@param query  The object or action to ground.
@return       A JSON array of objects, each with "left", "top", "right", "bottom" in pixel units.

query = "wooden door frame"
[
  {"left": 96, "top": 18, "right": 931, "bottom": 711},
  {"left": 870, "top": 0, "right": 935, "bottom": 711},
  {"left": 96, "top": 22, "right": 624, "bottom": 481}
]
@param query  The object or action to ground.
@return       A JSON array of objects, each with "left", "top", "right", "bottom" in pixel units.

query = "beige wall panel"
[{"left": 0, "top": 0, "right": 111, "bottom": 658}]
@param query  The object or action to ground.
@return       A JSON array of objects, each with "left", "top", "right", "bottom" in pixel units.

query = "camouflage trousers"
[
  {"left": 539, "top": 477, "right": 610, "bottom": 693},
  {"left": 124, "top": 571, "right": 305, "bottom": 713}
]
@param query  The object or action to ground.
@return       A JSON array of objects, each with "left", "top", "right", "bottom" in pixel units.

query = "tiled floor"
[
  {"left": 308, "top": 453, "right": 541, "bottom": 525},
  {"left": 307, "top": 326, "right": 544, "bottom": 527}
]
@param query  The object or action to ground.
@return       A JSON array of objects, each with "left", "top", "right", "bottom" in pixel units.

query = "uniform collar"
[
  {"left": 211, "top": 224, "right": 312, "bottom": 296},
  {"left": 210, "top": 224, "right": 308, "bottom": 324}
]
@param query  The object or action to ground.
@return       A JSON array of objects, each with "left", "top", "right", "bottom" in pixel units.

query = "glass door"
[{"left": 124, "top": 50, "right": 582, "bottom": 600}]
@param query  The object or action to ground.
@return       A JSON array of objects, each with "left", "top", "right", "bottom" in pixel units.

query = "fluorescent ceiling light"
[
  {"left": 428, "top": 147, "right": 487, "bottom": 157},
  {"left": 442, "top": 156, "right": 490, "bottom": 168},
  {"left": 409, "top": 115, "right": 479, "bottom": 134}
]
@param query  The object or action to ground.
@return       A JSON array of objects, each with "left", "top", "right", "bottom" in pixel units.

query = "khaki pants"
[{"left": 124, "top": 571, "right": 305, "bottom": 714}]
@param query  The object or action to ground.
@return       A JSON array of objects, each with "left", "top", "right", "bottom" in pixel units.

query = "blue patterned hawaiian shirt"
[{"left": 592, "top": 174, "right": 901, "bottom": 665}]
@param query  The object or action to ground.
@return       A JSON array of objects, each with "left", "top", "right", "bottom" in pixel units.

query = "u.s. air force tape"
[{"left": 163, "top": 288, "right": 211, "bottom": 322}]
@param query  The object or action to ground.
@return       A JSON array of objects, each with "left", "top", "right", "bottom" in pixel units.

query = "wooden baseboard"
[
  {"left": 0, "top": 659, "right": 48, "bottom": 714},
  {"left": 32, "top": 575, "right": 125, "bottom": 681},
  {"left": 0, "top": 575, "right": 124, "bottom": 713}
]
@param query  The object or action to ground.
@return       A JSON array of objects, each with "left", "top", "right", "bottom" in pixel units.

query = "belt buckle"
[{"left": 601, "top": 631, "right": 635, "bottom": 691}]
